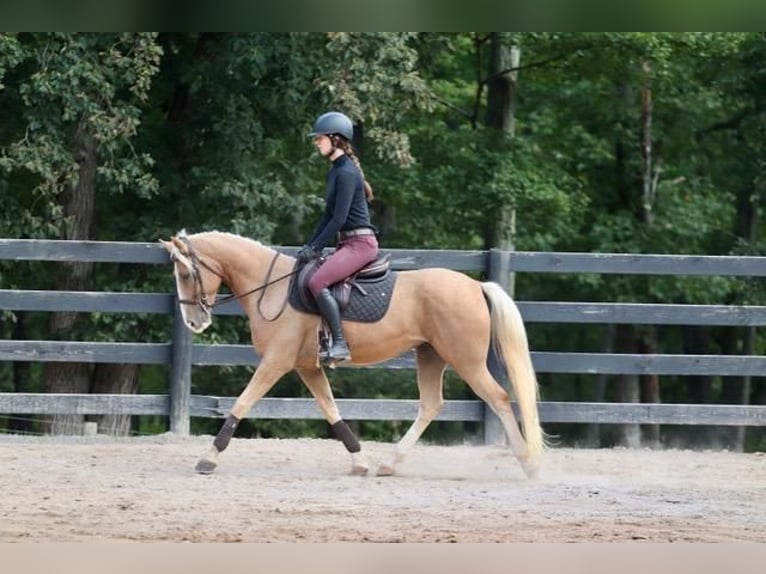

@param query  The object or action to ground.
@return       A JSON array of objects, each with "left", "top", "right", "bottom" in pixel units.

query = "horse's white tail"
[{"left": 482, "top": 281, "right": 544, "bottom": 459}]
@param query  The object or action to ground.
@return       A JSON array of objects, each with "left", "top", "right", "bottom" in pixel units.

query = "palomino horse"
[{"left": 161, "top": 230, "right": 544, "bottom": 478}]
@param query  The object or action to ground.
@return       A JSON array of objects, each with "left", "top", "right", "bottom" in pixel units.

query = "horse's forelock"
[{"left": 169, "top": 244, "right": 194, "bottom": 272}]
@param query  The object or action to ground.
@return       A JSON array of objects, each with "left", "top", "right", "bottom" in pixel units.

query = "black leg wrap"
[
  {"left": 213, "top": 414, "right": 240, "bottom": 452},
  {"left": 331, "top": 420, "right": 361, "bottom": 453}
]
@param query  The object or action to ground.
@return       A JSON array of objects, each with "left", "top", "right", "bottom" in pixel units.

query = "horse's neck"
[{"left": 199, "top": 234, "right": 287, "bottom": 294}]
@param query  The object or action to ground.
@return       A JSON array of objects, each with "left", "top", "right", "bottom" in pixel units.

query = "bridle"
[{"left": 172, "top": 236, "right": 299, "bottom": 321}]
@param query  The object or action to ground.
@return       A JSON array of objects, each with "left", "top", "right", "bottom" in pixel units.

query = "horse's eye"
[{"left": 179, "top": 272, "right": 191, "bottom": 281}]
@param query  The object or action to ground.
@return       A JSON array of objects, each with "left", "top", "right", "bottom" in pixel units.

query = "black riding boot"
[{"left": 314, "top": 288, "right": 351, "bottom": 363}]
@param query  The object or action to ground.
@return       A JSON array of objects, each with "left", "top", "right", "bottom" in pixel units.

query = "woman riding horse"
[
  {"left": 296, "top": 111, "right": 379, "bottom": 365},
  {"left": 162, "top": 230, "right": 545, "bottom": 479}
]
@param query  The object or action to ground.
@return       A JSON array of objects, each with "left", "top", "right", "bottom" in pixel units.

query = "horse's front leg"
[
  {"left": 296, "top": 367, "right": 369, "bottom": 476},
  {"left": 195, "top": 361, "right": 288, "bottom": 474}
]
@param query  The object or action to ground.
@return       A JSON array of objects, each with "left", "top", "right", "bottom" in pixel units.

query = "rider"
[{"left": 296, "top": 111, "right": 379, "bottom": 364}]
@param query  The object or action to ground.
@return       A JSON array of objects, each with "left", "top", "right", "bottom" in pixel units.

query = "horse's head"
[{"left": 160, "top": 232, "right": 223, "bottom": 334}]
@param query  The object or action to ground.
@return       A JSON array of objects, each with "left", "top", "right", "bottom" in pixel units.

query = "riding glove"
[{"left": 296, "top": 244, "right": 322, "bottom": 263}]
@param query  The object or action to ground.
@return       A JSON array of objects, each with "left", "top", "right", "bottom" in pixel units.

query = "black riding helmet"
[{"left": 308, "top": 111, "right": 353, "bottom": 141}]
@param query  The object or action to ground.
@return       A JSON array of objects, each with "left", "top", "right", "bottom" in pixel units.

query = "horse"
[{"left": 160, "top": 230, "right": 544, "bottom": 478}]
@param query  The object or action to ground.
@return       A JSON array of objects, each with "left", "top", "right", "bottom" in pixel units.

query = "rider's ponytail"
[{"left": 333, "top": 136, "right": 374, "bottom": 202}]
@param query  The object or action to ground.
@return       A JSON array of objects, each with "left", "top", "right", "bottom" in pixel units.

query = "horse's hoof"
[
  {"left": 521, "top": 461, "right": 540, "bottom": 480},
  {"left": 376, "top": 464, "right": 396, "bottom": 477},
  {"left": 350, "top": 463, "right": 369, "bottom": 476},
  {"left": 195, "top": 458, "right": 218, "bottom": 474}
]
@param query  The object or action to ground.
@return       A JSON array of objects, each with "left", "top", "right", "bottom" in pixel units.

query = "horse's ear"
[
  {"left": 171, "top": 236, "right": 186, "bottom": 251},
  {"left": 159, "top": 238, "right": 174, "bottom": 252}
]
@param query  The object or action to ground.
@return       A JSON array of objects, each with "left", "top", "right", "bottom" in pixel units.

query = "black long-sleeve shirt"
[{"left": 306, "top": 154, "right": 373, "bottom": 249}]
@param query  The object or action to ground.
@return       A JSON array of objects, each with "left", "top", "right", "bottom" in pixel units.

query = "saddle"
[{"left": 288, "top": 253, "right": 397, "bottom": 323}]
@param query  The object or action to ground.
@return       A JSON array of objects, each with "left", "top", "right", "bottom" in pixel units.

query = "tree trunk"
[
  {"left": 90, "top": 364, "right": 141, "bottom": 436},
  {"left": 614, "top": 324, "right": 641, "bottom": 448},
  {"left": 485, "top": 32, "right": 519, "bottom": 296},
  {"left": 681, "top": 325, "right": 715, "bottom": 448},
  {"left": 485, "top": 33, "right": 518, "bottom": 135},
  {"left": 41, "top": 122, "right": 97, "bottom": 435},
  {"left": 637, "top": 63, "right": 662, "bottom": 447},
  {"left": 480, "top": 33, "right": 521, "bottom": 445},
  {"left": 640, "top": 61, "right": 657, "bottom": 226},
  {"left": 720, "top": 172, "right": 759, "bottom": 451},
  {"left": 720, "top": 326, "right": 753, "bottom": 451},
  {"left": 584, "top": 324, "right": 615, "bottom": 447},
  {"left": 9, "top": 312, "right": 33, "bottom": 434},
  {"left": 638, "top": 328, "right": 661, "bottom": 448}
]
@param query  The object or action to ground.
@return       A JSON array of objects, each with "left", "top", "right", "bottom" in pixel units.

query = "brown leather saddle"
[{"left": 288, "top": 253, "right": 397, "bottom": 323}]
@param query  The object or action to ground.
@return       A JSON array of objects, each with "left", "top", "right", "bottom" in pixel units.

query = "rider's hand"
[{"left": 296, "top": 244, "right": 321, "bottom": 263}]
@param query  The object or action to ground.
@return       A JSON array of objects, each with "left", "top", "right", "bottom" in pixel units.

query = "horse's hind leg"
[
  {"left": 297, "top": 367, "right": 369, "bottom": 476},
  {"left": 377, "top": 344, "right": 446, "bottom": 476},
  {"left": 458, "top": 366, "right": 538, "bottom": 479}
]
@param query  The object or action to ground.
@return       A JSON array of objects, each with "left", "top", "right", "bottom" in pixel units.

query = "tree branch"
[
  {"left": 427, "top": 91, "right": 474, "bottom": 121},
  {"left": 696, "top": 107, "right": 753, "bottom": 139},
  {"left": 481, "top": 52, "right": 576, "bottom": 86}
]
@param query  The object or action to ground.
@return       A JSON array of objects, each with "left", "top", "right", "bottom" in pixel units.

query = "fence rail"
[
  {"left": 1, "top": 239, "right": 765, "bottom": 440},
  {"left": 2, "top": 393, "right": 760, "bottom": 426},
  {"left": 2, "top": 341, "right": 766, "bottom": 377},
  {"left": 4, "top": 289, "right": 766, "bottom": 326}
]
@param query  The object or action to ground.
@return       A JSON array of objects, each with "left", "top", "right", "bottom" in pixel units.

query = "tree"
[
  {"left": 0, "top": 33, "right": 161, "bottom": 433},
  {"left": 512, "top": 33, "right": 752, "bottom": 447}
]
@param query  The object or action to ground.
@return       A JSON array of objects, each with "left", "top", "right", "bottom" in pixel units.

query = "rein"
[{"left": 174, "top": 236, "right": 298, "bottom": 322}]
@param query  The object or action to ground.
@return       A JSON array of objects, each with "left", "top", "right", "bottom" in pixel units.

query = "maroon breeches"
[{"left": 308, "top": 234, "right": 379, "bottom": 296}]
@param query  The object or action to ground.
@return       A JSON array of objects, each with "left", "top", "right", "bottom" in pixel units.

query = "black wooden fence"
[{"left": 1, "top": 238, "right": 765, "bottom": 444}]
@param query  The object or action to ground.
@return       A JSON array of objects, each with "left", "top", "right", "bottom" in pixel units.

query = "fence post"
[
  {"left": 484, "top": 249, "right": 513, "bottom": 445},
  {"left": 169, "top": 297, "right": 192, "bottom": 435}
]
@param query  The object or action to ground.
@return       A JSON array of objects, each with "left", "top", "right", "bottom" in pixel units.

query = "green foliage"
[
  {"left": 1, "top": 34, "right": 161, "bottom": 206},
  {"left": 1, "top": 33, "right": 764, "bottom": 448}
]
